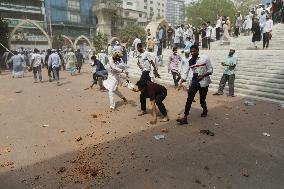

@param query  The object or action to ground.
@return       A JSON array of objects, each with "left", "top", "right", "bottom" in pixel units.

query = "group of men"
[{"left": 3, "top": 48, "right": 85, "bottom": 85}]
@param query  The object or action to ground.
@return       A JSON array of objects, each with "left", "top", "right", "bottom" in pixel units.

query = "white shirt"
[
  {"left": 137, "top": 51, "right": 153, "bottom": 72},
  {"left": 263, "top": 19, "right": 273, "bottom": 33},
  {"left": 31, "top": 53, "right": 42, "bottom": 67},
  {"left": 206, "top": 26, "right": 212, "bottom": 38},
  {"left": 216, "top": 19, "right": 222, "bottom": 28},
  {"left": 180, "top": 56, "right": 193, "bottom": 81},
  {"left": 182, "top": 54, "right": 213, "bottom": 87},
  {"left": 48, "top": 53, "right": 61, "bottom": 68}
]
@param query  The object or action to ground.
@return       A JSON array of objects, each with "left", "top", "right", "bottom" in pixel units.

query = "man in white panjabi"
[
  {"left": 221, "top": 21, "right": 230, "bottom": 45},
  {"left": 103, "top": 51, "right": 128, "bottom": 110}
]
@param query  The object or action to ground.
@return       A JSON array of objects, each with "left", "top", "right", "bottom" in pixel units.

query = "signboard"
[{"left": 4, "top": 18, "right": 46, "bottom": 29}]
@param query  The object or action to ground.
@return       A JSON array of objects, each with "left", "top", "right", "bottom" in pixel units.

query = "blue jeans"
[{"left": 52, "top": 67, "right": 60, "bottom": 81}]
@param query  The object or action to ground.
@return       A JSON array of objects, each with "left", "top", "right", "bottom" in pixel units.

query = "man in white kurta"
[{"left": 103, "top": 51, "right": 128, "bottom": 110}]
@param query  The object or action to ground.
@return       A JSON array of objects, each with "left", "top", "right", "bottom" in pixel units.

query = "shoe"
[
  {"left": 213, "top": 93, "right": 222, "bottom": 96},
  {"left": 201, "top": 110, "right": 208, "bottom": 117},
  {"left": 227, "top": 94, "right": 236, "bottom": 97},
  {"left": 176, "top": 117, "right": 188, "bottom": 125}
]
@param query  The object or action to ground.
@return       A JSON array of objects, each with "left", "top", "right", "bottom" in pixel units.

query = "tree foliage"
[
  {"left": 93, "top": 32, "right": 108, "bottom": 52},
  {"left": 0, "top": 17, "right": 9, "bottom": 54},
  {"left": 118, "top": 25, "right": 146, "bottom": 46},
  {"left": 52, "top": 35, "right": 64, "bottom": 49},
  {"left": 186, "top": 0, "right": 237, "bottom": 26}
]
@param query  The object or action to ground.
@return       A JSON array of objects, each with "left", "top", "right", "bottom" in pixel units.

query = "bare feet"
[
  {"left": 138, "top": 111, "right": 147, "bottom": 116},
  {"left": 160, "top": 116, "right": 169, "bottom": 122}
]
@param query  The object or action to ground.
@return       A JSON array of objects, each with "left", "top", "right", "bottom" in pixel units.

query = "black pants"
[
  {"left": 140, "top": 92, "right": 167, "bottom": 116},
  {"left": 140, "top": 71, "right": 151, "bottom": 82},
  {"left": 216, "top": 27, "right": 220, "bottom": 40},
  {"left": 47, "top": 66, "right": 54, "bottom": 79},
  {"left": 171, "top": 71, "right": 181, "bottom": 87},
  {"left": 207, "top": 37, "right": 211, "bottom": 49},
  {"left": 184, "top": 83, "right": 208, "bottom": 116},
  {"left": 235, "top": 27, "right": 240, "bottom": 37},
  {"left": 217, "top": 74, "right": 235, "bottom": 96},
  {"left": 263, "top": 32, "right": 270, "bottom": 49}
]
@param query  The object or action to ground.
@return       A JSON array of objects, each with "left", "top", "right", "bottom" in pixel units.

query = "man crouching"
[{"left": 134, "top": 80, "right": 169, "bottom": 124}]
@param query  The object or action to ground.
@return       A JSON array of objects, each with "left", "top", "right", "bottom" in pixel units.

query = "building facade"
[
  {"left": 0, "top": 0, "right": 48, "bottom": 49},
  {"left": 166, "top": 0, "right": 185, "bottom": 26},
  {"left": 45, "top": 0, "right": 96, "bottom": 39},
  {"left": 121, "top": 0, "right": 166, "bottom": 22},
  {"left": 121, "top": 0, "right": 148, "bottom": 26}
]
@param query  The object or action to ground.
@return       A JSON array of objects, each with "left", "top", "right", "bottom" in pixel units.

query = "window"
[
  {"left": 144, "top": 5, "right": 147, "bottom": 9},
  {"left": 126, "top": 2, "right": 133, "bottom": 6},
  {"left": 150, "top": 1, "right": 153, "bottom": 4},
  {"left": 68, "top": 0, "right": 80, "bottom": 10},
  {"left": 144, "top": 0, "right": 147, "bottom": 2},
  {"left": 68, "top": 12, "right": 81, "bottom": 23},
  {"left": 150, "top": 7, "right": 153, "bottom": 11},
  {"left": 125, "top": 11, "right": 129, "bottom": 16},
  {"left": 139, "top": 13, "right": 142, "bottom": 17},
  {"left": 158, "top": 3, "right": 160, "bottom": 6}
]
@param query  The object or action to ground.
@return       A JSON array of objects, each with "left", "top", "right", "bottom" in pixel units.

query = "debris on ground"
[
  {"left": 214, "top": 123, "right": 220, "bottom": 126},
  {"left": 154, "top": 135, "right": 166, "bottom": 140},
  {"left": 1, "top": 160, "right": 14, "bottom": 168},
  {"left": 262, "top": 132, "right": 271, "bottom": 137},
  {"left": 57, "top": 167, "right": 66, "bottom": 173},
  {"left": 60, "top": 129, "right": 65, "bottom": 133},
  {"left": 42, "top": 124, "right": 49, "bottom": 128},
  {"left": 241, "top": 169, "right": 249, "bottom": 177},
  {"left": 161, "top": 128, "right": 169, "bottom": 133},
  {"left": 200, "top": 130, "right": 215, "bottom": 136},
  {"left": 15, "top": 90, "right": 23, "bottom": 93},
  {"left": 83, "top": 88, "right": 89, "bottom": 90},
  {"left": 279, "top": 103, "right": 284, "bottom": 109},
  {"left": 75, "top": 136, "right": 82, "bottom": 141},
  {"left": 91, "top": 114, "right": 98, "bottom": 118},
  {"left": 244, "top": 101, "right": 256, "bottom": 106}
]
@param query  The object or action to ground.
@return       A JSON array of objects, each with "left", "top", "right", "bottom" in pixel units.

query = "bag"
[{"left": 269, "top": 32, "right": 272, "bottom": 40}]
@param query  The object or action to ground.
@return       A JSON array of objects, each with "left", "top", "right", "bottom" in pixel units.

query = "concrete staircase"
[{"left": 127, "top": 24, "right": 284, "bottom": 103}]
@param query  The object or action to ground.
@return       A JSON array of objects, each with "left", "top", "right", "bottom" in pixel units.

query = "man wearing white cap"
[
  {"left": 213, "top": 48, "right": 237, "bottom": 97},
  {"left": 64, "top": 48, "right": 77, "bottom": 76},
  {"left": 103, "top": 51, "right": 128, "bottom": 110}
]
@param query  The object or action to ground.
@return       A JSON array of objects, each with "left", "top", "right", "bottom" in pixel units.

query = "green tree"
[
  {"left": 0, "top": 18, "right": 9, "bottom": 54},
  {"left": 52, "top": 35, "right": 64, "bottom": 49},
  {"left": 93, "top": 32, "right": 108, "bottom": 52},
  {"left": 186, "top": 0, "right": 237, "bottom": 26},
  {"left": 118, "top": 25, "right": 146, "bottom": 46}
]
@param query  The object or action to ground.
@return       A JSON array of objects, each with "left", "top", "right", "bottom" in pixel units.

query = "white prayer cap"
[
  {"left": 229, "top": 47, "right": 236, "bottom": 51},
  {"left": 51, "top": 49, "right": 56, "bottom": 52},
  {"left": 184, "top": 49, "right": 190, "bottom": 54},
  {"left": 169, "top": 23, "right": 171, "bottom": 26},
  {"left": 222, "top": 21, "right": 226, "bottom": 24},
  {"left": 115, "top": 41, "right": 120, "bottom": 45}
]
